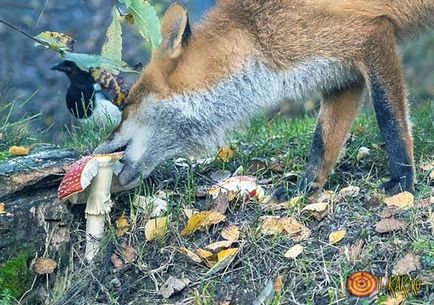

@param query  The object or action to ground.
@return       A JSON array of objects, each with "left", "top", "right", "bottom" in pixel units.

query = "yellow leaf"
[
  {"left": 34, "top": 31, "right": 75, "bottom": 51},
  {"left": 273, "top": 275, "right": 284, "bottom": 293},
  {"left": 9, "top": 146, "right": 30, "bottom": 156},
  {"left": 180, "top": 211, "right": 226, "bottom": 236},
  {"left": 284, "top": 244, "right": 304, "bottom": 259},
  {"left": 115, "top": 214, "right": 130, "bottom": 237},
  {"left": 260, "top": 217, "right": 284, "bottom": 236},
  {"left": 329, "top": 230, "right": 346, "bottom": 244},
  {"left": 216, "top": 146, "right": 235, "bottom": 163},
  {"left": 278, "top": 217, "right": 302, "bottom": 235},
  {"left": 205, "top": 240, "right": 234, "bottom": 251},
  {"left": 204, "top": 248, "right": 239, "bottom": 272},
  {"left": 196, "top": 248, "right": 214, "bottom": 259},
  {"left": 303, "top": 202, "right": 329, "bottom": 220},
  {"left": 221, "top": 225, "right": 240, "bottom": 242},
  {"left": 0, "top": 203, "right": 5, "bottom": 215},
  {"left": 196, "top": 248, "right": 217, "bottom": 267},
  {"left": 145, "top": 217, "right": 168, "bottom": 241},
  {"left": 179, "top": 248, "right": 202, "bottom": 263},
  {"left": 291, "top": 225, "right": 311, "bottom": 242},
  {"left": 217, "top": 248, "right": 238, "bottom": 261},
  {"left": 384, "top": 192, "right": 414, "bottom": 210}
]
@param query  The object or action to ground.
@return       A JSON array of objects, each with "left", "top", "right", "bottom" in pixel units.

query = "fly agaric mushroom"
[{"left": 58, "top": 153, "right": 123, "bottom": 261}]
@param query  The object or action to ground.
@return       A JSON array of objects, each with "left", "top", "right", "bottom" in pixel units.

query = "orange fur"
[{"left": 102, "top": 0, "right": 434, "bottom": 193}]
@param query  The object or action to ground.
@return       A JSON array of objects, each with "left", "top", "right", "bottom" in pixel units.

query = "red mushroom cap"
[
  {"left": 58, "top": 156, "right": 93, "bottom": 201},
  {"left": 58, "top": 152, "right": 124, "bottom": 202}
]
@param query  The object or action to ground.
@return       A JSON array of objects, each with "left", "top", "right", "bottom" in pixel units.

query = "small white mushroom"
[{"left": 58, "top": 153, "right": 123, "bottom": 261}]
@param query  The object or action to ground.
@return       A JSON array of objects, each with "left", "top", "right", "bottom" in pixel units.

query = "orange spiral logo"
[{"left": 347, "top": 272, "right": 377, "bottom": 297}]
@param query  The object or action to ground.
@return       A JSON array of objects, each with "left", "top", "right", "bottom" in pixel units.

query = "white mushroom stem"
[{"left": 84, "top": 158, "right": 115, "bottom": 262}]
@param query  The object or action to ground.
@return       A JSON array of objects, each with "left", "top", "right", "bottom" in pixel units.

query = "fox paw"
[{"left": 379, "top": 179, "right": 414, "bottom": 195}]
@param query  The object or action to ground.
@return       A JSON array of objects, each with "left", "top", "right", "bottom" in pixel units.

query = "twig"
[
  {"left": 35, "top": 0, "right": 49, "bottom": 29},
  {"left": 0, "top": 19, "right": 48, "bottom": 46}
]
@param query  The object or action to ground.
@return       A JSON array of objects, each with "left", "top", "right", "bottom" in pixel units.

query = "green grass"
[
  {"left": 2, "top": 101, "right": 432, "bottom": 305},
  {"left": 0, "top": 93, "right": 39, "bottom": 160},
  {"left": 63, "top": 117, "right": 117, "bottom": 154}
]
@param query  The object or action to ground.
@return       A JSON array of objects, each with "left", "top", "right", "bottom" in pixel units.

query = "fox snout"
[{"left": 94, "top": 127, "right": 142, "bottom": 188}]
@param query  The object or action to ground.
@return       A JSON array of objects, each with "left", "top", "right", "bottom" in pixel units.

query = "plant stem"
[{"left": 84, "top": 157, "right": 115, "bottom": 262}]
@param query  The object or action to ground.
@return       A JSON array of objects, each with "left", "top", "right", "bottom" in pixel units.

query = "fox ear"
[{"left": 160, "top": 3, "right": 191, "bottom": 58}]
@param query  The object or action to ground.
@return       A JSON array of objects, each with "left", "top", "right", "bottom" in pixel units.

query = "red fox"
[{"left": 95, "top": 0, "right": 434, "bottom": 194}]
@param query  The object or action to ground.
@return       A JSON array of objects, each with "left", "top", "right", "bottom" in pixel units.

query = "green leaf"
[
  {"left": 34, "top": 31, "right": 75, "bottom": 51},
  {"left": 119, "top": 0, "right": 161, "bottom": 49},
  {"left": 102, "top": 8, "right": 123, "bottom": 62},
  {"left": 62, "top": 52, "right": 135, "bottom": 74}
]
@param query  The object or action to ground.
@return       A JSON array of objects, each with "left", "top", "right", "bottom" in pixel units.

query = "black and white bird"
[{"left": 51, "top": 60, "right": 122, "bottom": 125}]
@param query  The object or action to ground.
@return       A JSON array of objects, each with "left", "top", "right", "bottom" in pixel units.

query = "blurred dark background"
[{"left": 0, "top": 0, "right": 433, "bottom": 143}]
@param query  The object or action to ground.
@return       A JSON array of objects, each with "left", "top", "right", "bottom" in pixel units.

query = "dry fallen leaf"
[
  {"left": 0, "top": 203, "right": 5, "bottom": 215},
  {"left": 380, "top": 206, "right": 400, "bottom": 218},
  {"left": 209, "top": 176, "right": 265, "bottom": 202},
  {"left": 302, "top": 202, "right": 329, "bottom": 220},
  {"left": 181, "top": 211, "right": 226, "bottom": 237},
  {"left": 375, "top": 218, "right": 405, "bottom": 233},
  {"left": 205, "top": 240, "right": 234, "bottom": 251},
  {"left": 183, "top": 208, "right": 196, "bottom": 219},
  {"left": 111, "top": 253, "right": 124, "bottom": 271},
  {"left": 284, "top": 244, "right": 304, "bottom": 259},
  {"left": 329, "top": 230, "right": 346, "bottom": 244},
  {"left": 357, "top": 147, "right": 371, "bottom": 161},
  {"left": 216, "top": 146, "right": 235, "bottom": 163},
  {"left": 133, "top": 195, "right": 168, "bottom": 218},
  {"left": 260, "top": 216, "right": 309, "bottom": 241},
  {"left": 9, "top": 146, "right": 30, "bottom": 156},
  {"left": 179, "top": 248, "right": 202, "bottom": 263},
  {"left": 159, "top": 276, "right": 190, "bottom": 299},
  {"left": 384, "top": 192, "right": 414, "bottom": 210},
  {"left": 221, "top": 225, "right": 240, "bottom": 242},
  {"left": 145, "top": 217, "right": 168, "bottom": 241},
  {"left": 309, "top": 190, "right": 334, "bottom": 204},
  {"left": 365, "top": 195, "right": 383, "bottom": 209},
  {"left": 420, "top": 162, "right": 434, "bottom": 180},
  {"left": 260, "top": 217, "right": 284, "bottom": 236},
  {"left": 392, "top": 252, "right": 421, "bottom": 275},
  {"left": 31, "top": 257, "right": 57, "bottom": 274},
  {"left": 110, "top": 253, "right": 125, "bottom": 272},
  {"left": 273, "top": 275, "right": 284, "bottom": 293},
  {"left": 115, "top": 214, "right": 130, "bottom": 237},
  {"left": 337, "top": 186, "right": 360, "bottom": 201},
  {"left": 217, "top": 248, "right": 238, "bottom": 261},
  {"left": 380, "top": 292, "right": 407, "bottom": 305},
  {"left": 279, "top": 217, "right": 302, "bottom": 235},
  {"left": 213, "top": 192, "right": 230, "bottom": 214},
  {"left": 291, "top": 224, "right": 311, "bottom": 242},
  {"left": 122, "top": 243, "right": 137, "bottom": 263},
  {"left": 196, "top": 248, "right": 214, "bottom": 260},
  {"left": 206, "top": 248, "right": 239, "bottom": 274}
]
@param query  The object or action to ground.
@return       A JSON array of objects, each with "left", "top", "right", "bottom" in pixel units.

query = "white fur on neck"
[
  {"left": 114, "top": 57, "right": 361, "bottom": 176},
  {"left": 138, "top": 58, "right": 359, "bottom": 150}
]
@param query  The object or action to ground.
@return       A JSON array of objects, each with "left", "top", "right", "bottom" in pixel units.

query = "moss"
[{"left": 0, "top": 252, "right": 32, "bottom": 298}]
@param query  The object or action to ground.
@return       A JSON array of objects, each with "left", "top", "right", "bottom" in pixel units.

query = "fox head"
[
  {"left": 95, "top": 2, "right": 269, "bottom": 188},
  {"left": 94, "top": 4, "right": 196, "bottom": 187}
]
